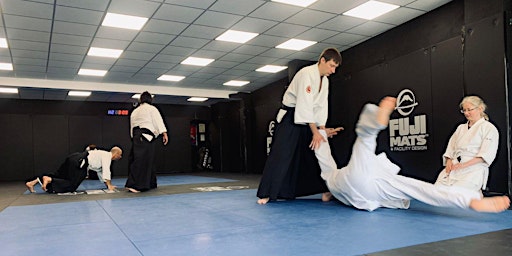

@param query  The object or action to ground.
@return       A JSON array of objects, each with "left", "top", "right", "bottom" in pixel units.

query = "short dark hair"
[
  {"left": 319, "top": 48, "right": 342, "bottom": 65},
  {"left": 140, "top": 91, "right": 153, "bottom": 104}
]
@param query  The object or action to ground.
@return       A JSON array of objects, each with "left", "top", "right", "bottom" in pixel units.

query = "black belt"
[
  {"left": 133, "top": 126, "right": 155, "bottom": 139},
  {"left": 281, "top": 105, "right": 295, "bottom": 111}
]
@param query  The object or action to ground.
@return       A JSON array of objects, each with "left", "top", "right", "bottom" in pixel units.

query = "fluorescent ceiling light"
[
  {"left": 0, "top": 62, "right": 13, "bottom": 70},
  {"left": 271, "top": 0, "right": 318, "bottom": 7},
  {"left": 224, "top": 80, "right": 250, "bottom": 87},
  {"left": 0, "top": 38, "right": 8, "bottom": 48},
  {"left": 88, "top": 47, "right": 123, "bottom": 58},
  {"left": 0, "top": 87, "right": 18, "bottom": 93},
  {"left": 187, "top": 97, "right": 208, "bottom": 102},
  {"left": 256, "top": 65, "right": 288, "bottom": 73},
  {"left": 158, "top": 75, "right": 185, "bottom": 82},
  {"left": 343, "top": 0, "right": 399, "bottom": 20},
  {"left": 102, "top": 13, "right": 148, "bottom": 30},
  {"left": 68, "top": 91, "right": 91, "bottom": 97},
  {"left": 181, "top": 57, "right": 215, "bottom": 66},
  {"left": 276, "top": 39, "right": 317, "bottom": 51},
  {"left": 78, "top": 69, "right": 107, "bottom": 76},
  {"left": 216, "top": 30, "right": 258, "bottom": 43}
]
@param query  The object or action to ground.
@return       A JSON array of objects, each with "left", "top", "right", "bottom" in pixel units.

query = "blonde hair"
[{"left": 460, "top": 96, "right": 489, "bottom": 120}]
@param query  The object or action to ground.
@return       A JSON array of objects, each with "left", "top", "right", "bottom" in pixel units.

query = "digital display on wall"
[{"left": 107, "top": 109, "right": 129, "bottom": 116}]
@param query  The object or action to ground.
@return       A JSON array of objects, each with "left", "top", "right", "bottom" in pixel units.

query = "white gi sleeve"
[{"left": 476, "top": 123, "right": 499, "bottom": 165}]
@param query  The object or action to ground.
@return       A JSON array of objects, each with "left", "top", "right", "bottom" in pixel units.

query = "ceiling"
[{"left": 0, "top": 0, "right": 452, "bottom": 105}]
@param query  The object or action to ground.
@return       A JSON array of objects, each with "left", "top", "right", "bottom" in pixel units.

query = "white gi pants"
[{"left": 315, "top": 104, "right": 482, "bottom": 211}]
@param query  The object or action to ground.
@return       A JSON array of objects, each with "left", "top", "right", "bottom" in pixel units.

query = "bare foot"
[
  {"left": 257, "top": 198, "right": 270, "bottom": 205},
  {"left": 25, "top": 180, "right": 36, "bottom": 193},
  {"left": 470, "top": 196, "right": 510, "bottom": 212},
  {"left": 42, "top": 176, "right": 52, "bottom": 191},
  {"left": 127, "top": 187, "right": 140, "bottom": 193},
  {"left": 322, "top": 192, "right": 333, "bottom": 202}
]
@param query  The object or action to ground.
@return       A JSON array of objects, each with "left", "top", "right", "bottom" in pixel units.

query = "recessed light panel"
[
  {"left": 88, "top": 47, "right": 123, "bottom": 58},
  {"left": 68, "top": 91, "right": 91, "bottom": 97},
  {"left": 0, "top": 87, "right": 18, "bottom": 93},
  {"left": 158, "top": 75, "right": 186, "bottom": 81},
  {"left": 187, "top": 97, "right": 208, "bottom": 102},
  {"left": 216, "top": 30, "right": 258, "bottom": 43},
  {"left": 0, "top": 38, "right": 8, "bottom": 48},
  {"left": 102, "top": 13, "right": 148, "bottom": 30},
  {"left": 256, "top": 65, "right": 287, "bottom": 73},
  {"left": 271, "top": 0, "right": 318, "bottom": 7},
  {"left": 343, "top": 1, "right": 399, "bottom": 20},
  {"left": 0, "top": 62, "right": 13, "bottom": 70},
  {"left": 181, "top": 57, "right": 214, "bottom": 66},
  {"left": 78, "top": 69, "right": 107, "bottom": 76},
  {"left": 276, "top": 39, "right": 317, "bottom": 51},
  {"left": 224, "top": 80, "right": 249, "bottom": 87}
]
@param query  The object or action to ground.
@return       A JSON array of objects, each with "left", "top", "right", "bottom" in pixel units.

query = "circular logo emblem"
[
  {"left": 306, "top": 85, "right": 311, "bottom": 94},
  {"left": 395, "top": 89, "right": 418, "bottom": 116}
]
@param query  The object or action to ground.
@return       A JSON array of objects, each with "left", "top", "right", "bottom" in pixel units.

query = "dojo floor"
[{"left": 1, "top": 173, "right": 512, "bottom": 256}]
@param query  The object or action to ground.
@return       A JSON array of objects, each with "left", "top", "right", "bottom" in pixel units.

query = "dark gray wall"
[{"left": 0, "top": 99, "right": 210, "bottom": 181}]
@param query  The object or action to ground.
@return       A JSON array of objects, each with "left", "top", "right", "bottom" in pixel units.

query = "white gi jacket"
[
  {"left": 130, "top": 103, "right": 167, "bottom": 139},
  {"left": 87, "top": 150, "right": 113, "bottom": 182},
  {"left": 436, "top": 117, "right": 499, "bottom": 190},
  {"left": 315, "top": 104, "right": 481, "bottom": 212},
  {"left": 278, "top": 63, "right": 329, "bottom": 126}
]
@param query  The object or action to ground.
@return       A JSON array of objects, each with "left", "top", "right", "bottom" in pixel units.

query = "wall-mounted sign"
[{"left": 389, "top": 89, "right": 429, "bottom": 151}]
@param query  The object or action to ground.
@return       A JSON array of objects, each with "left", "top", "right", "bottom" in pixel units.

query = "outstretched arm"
[{"left": 377, "top": 97, "right": 396, "bottom": 126}]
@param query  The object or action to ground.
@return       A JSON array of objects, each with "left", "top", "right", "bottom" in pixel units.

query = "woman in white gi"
[
  {"left": 314, "top": 97, "right": 509, "bottom": 212},
  {"left": 435, "top": 96, "right": 499, "bottom": 192}
]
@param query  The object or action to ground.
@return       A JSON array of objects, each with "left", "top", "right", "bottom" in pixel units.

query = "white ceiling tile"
[
  {"left": 194, "top": 11, "right": 244, "bottom": 29},
  {"left": 310, "top": 0, "right": 368, "bottom": 14},
  {"left": 143, "top": 19, "right": 189, "bottom": 35},
  {"left": 53, "top": 21, "right": 97, "bottom": 36},
  {"left": 3, "top": 15, "right": 52, "bottom": 32},
  {"left": 264, "top": 23, "right": 310, "bottom": 38},
  {"left": 249, "top": 2, "right": 302, "bottom": 22},
  {"left": 285, "top": 9, "right": 336, "bottom": 26},
  {"left": 181, "top": 25, "right": 225, "bottom": 40},
  {"left": 1, "top": 0, "right": 53, "bottom": 18},
  {"left": 153, "top": 4, "right": 204, "bottom": 23},
  {"left": 210, "top": 0, "right": 265, "bottom": 15},
  {"left": 55, "top": 6, "right": 103, "bottom": 25}
]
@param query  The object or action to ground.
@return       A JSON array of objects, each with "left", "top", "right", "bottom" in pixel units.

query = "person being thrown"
[{"left": 314, "top": 96, "right": 509, "bottom": 212}]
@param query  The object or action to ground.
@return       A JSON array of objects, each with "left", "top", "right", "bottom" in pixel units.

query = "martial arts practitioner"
[
  {"left": 125, "top": 91, "right": 168, "bottom": 193},
  {"left": 25, "top": 147, "right": 123, "bottom": 193},
  {"left": 435, "top": 96, "right": 499, "bottom": 192},
  {"left": 257, "top": 48, "right": 342, "bottom": 204},
  {"left": 314, "top": 96, "right": 509, "bottom": 212}
]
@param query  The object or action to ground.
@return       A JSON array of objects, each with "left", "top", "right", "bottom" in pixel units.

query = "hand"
[
  {"left": 379, "top": 97, "right": 397, "bottom": 113},
  {"left": 162, "top": 132, "right": 168, "bottom": 145},
  {"left": 325, "top": 127, "right": 344, "bottom": 138},
  {"left": 445, "top": 159, "right": 453, "bottom": 174},
  {"left": 309, "top": 130, "right": 326, "bottom": 150}
]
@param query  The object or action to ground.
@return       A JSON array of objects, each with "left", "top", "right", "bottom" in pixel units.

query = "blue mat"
[
  {"left": 24, "top": 175, "right": 236, "bottom": 194},
  {"left": 4, "top": 189, "right": 512, "bottom": 256}
]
